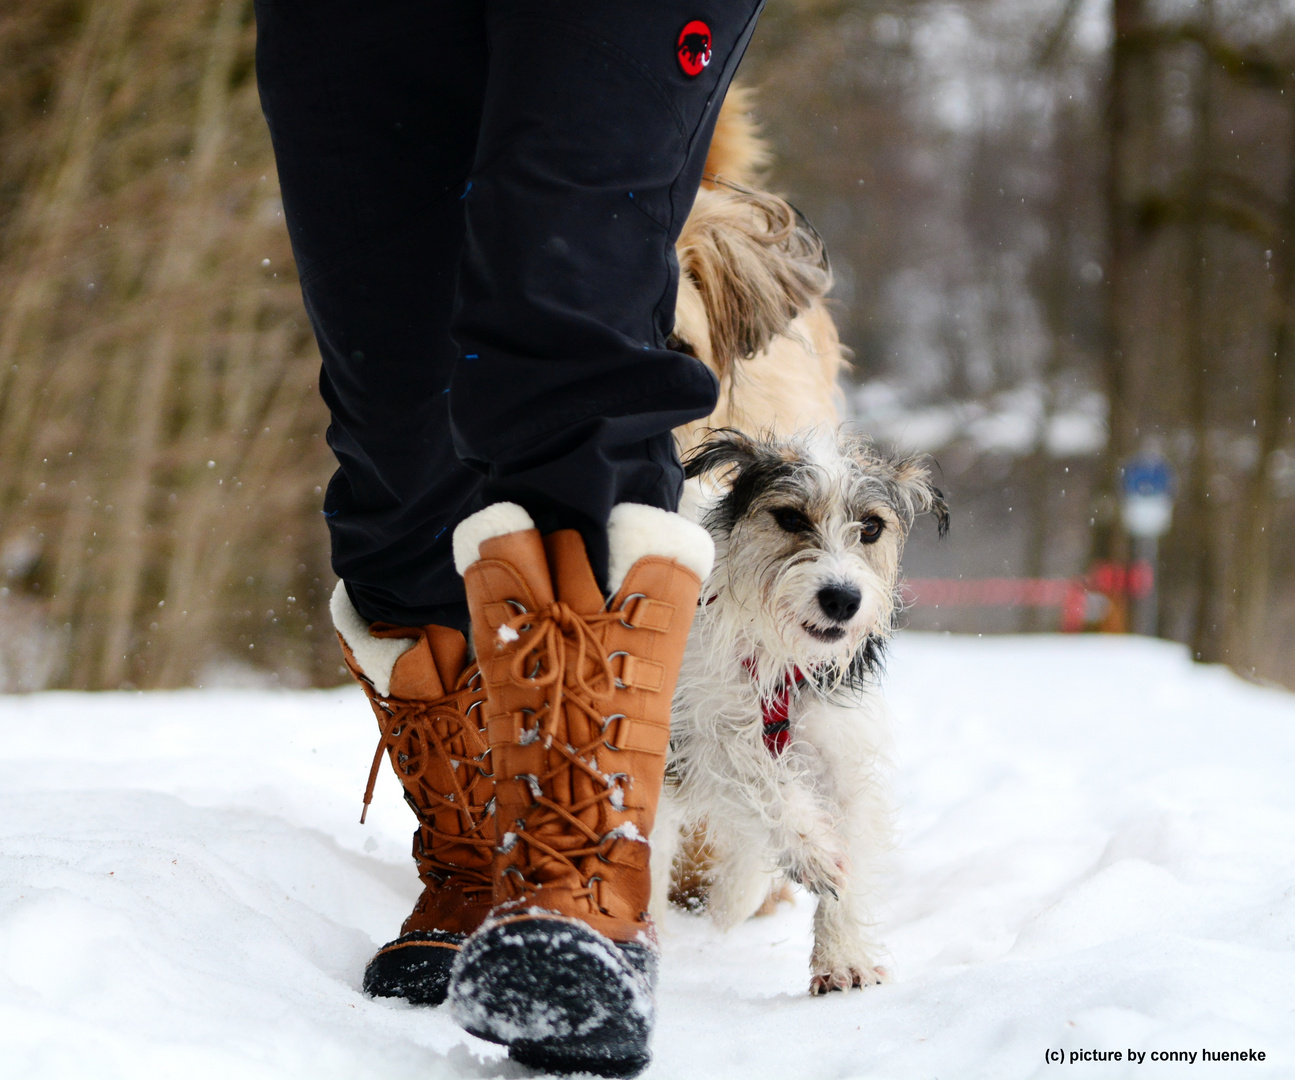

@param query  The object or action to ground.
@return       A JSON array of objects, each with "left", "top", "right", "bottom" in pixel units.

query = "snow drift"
[{"left": 2, "top": 634, "right": 1293, "bottom": 1078}]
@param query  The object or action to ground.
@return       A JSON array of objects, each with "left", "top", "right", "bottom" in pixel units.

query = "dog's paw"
[
  {"left": 785, "top": 845, "right": 849, "bottom": 901},
  {"left": 810, "top": 964, "right": 890, "bottom": 995}
]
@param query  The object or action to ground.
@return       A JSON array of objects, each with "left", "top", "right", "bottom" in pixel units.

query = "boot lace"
[
  {"left": 360, "top": 667, "right": 494, "bottom": 898},
  {"left": 497, "top": 600, "right": 644, "bottom": 913}
]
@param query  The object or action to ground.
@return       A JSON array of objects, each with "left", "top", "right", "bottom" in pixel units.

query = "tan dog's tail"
[
  {"left": 671, "top": 83, "right": 845, "bottom": 457},
  {"left": 677, "top": 186, "right": 830, "bottom": 376},
  {"left": 703, "top": 84, "right": 770, "bottom": 189}
]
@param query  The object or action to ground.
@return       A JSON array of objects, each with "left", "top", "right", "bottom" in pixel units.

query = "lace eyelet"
[
  {"left": 504, "top": 599, "right": 533, "bottom": 633},
  {"left": 606, "top": 651, "right": 629, "bottom": 689},
  {"left": 601, "top": 712, "right": 627, "bottom": 752},
  {"left": 584, "top": 874, "right": 609, "bottom": 913},
  {"left": 618, "top": 593, "right": 646, "bottom": 628}
]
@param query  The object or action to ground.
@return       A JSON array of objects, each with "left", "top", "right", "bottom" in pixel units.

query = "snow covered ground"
[{"left": 2, "top": 634, "right": 1293, "bottom": 1079}]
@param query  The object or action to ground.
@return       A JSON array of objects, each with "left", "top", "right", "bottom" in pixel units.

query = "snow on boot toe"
[
  {"left": 362, "top": 930, "right": 465, "bottom": 1005},
  {"left": 446, "top": 914, "right": 657, "bottom": 1077}
]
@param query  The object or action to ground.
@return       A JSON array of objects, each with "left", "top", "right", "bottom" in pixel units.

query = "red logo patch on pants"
[{"left": 676, "top": 20, "right": 712, "bottom": 77}]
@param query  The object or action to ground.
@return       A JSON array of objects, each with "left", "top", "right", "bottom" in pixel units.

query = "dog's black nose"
[{"left": 817, "top": 583, "right": 862, "bottom": 623}]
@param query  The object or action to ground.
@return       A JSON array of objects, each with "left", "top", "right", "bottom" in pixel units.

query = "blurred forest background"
[{"left": 1, "top": 0, "right": 1293, "bottom": 692}]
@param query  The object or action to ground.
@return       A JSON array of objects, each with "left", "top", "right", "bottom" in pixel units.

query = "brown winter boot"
[
  {"left": 331, "top": 583, "right": 495, "bottom": 1006},
  {"left": 443, "top": 502, "right": 713, "bottom": 1078}
]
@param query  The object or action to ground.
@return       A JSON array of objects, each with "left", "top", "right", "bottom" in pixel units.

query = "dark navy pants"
[{"left": 255, "top": 0, "right": 764, "bottom": 631}]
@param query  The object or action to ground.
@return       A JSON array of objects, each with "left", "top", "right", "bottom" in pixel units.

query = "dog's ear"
[
  {"left": 676, "top": 186, "right": 831, "bottom": 374},
  {"left": 684, "top": 429, "right": 799, "bottom": 534},
  {"left": 841, "top": 435, "right": 950, "bottom": 538},
  {"left": 682, "top": 428, "right": 762, "bottom": 482},
  {"left": 891, "top": 456, "right": 950, "bottom": 538}
]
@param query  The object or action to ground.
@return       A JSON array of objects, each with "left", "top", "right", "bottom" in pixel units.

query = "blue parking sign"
[{"left": 1123, "top": 455, "right": 1173, "bottom": 499}]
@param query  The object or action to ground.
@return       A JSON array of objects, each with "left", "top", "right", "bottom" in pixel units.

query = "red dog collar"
[{"left": 742, "top": 658, "right": 806, "bottom": 757}]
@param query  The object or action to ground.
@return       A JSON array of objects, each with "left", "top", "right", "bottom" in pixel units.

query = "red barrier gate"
[{"left": 904, "top": 560, "right": 1154, "bottom": 633}]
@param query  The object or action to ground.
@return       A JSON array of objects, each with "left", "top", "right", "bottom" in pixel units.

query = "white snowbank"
[
  {"left": 850, "top": 379, "right": 1109, "bottom": 458},
  {"left": 2, "top": 634, "right": 1293, "bottom": 1078}
]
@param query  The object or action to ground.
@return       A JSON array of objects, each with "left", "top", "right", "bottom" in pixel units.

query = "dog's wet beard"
[{"left": 809, "top": 633, "right": 887, "bottom": 694}]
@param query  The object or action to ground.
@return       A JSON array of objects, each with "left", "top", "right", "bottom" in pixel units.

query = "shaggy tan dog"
[{"left": 672, "top": 87, "right": 846, "bottom": 454}]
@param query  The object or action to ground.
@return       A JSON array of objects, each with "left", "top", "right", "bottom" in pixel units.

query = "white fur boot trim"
[
  {"left": 329, "top": 580, "right": 414, "bottom": 698},
  {"left": 606, "top": 503, "right": 714, "bottom": 595},
  {"left": 452, "top": 502, "right": 535, "bottom": 576}
]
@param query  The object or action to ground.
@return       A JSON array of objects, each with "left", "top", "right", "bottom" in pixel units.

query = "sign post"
[{"left": 1120, "top": 454, "right": 1175, "bottom": 637}]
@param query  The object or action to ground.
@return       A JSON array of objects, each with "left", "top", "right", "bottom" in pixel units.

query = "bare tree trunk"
[
  {"left": 154, "top": 320, "right": 308, "bottom": 686},
  {"left": 1183, "top": 0, "right": 1223, "bottom": 663},
  {"left": 1093, "top": 0, "right": 1148, "bottom": 586},
  {"left": 151, "top": 283, "right": 261, "bottom": 687},
  {"left": 1234, "top": 76, "right": 1295, "bottom": 673},
  {"left": 0, "top": 3, "right": 355, "bottom": 690},
  {"left": 0, "top": 1, "right": 144, "bottom": 508},
  {"left": 1022, "top": 300, "right": 1064, "bottom": 633},
  {"left": 1024, "top": 96, "right": 1088, "bottom": 632},
  {"left": 95, "top": 0, "right": 246, "bottom": 687},
  {"left": 44, "top": 343, "right": 140, "bottom": 687}
]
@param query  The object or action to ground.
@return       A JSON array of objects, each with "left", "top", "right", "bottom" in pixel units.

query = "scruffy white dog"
[{"left": 651, "top": 428, "right": 948, "bottom": 994}]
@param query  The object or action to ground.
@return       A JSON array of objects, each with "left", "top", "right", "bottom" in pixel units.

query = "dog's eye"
[
  {"left": 859, "top": 516, "right": 884, "bottom": 543},
  {"left": 771, "top": 507, "right": 813, "bottom": 534}
]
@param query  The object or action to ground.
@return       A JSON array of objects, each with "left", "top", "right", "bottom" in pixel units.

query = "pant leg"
[
  {"left": 449, "top": 0, "right": 766, "bottom": 588},
  {"left": 254, "top": 0, "right": 487, "bottom": 632},
  {"left": 257, "top": 0, "right": 766, "bottom": 624}
]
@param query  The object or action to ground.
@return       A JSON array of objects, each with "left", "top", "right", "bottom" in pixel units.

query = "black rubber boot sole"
[
  {"left": 363, "top": 929, "right": 465, "bottom": 1005},
  {"left": 446, "top": 915, "right": 658, "bottom": 1077}
]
